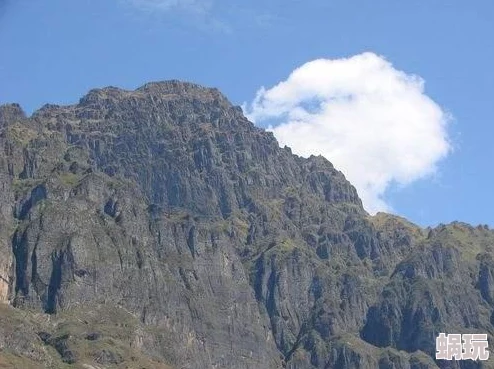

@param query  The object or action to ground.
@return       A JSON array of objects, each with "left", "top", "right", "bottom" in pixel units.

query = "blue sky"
[{"left": 1, "top": 0, "right": 493, "bottom": 227}]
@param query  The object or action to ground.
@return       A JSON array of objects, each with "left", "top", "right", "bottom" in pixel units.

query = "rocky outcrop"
[{"left": 0, "top": 81, "right": 493, "bottom": 368}]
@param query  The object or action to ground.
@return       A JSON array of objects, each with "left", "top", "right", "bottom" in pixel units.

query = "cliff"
[{"left": 0, "top": 81, "right": 492, "bottom": 368}]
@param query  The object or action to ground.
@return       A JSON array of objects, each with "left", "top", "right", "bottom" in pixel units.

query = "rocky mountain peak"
[
  {"left": 0, "top": 103, "right": 26, "bottom": 127},
  {"left": 137, "top": 80, "right": 225, "bottom": 99},
  {"left": 75, "top": 80, "right": 234, "bottom": 111}
]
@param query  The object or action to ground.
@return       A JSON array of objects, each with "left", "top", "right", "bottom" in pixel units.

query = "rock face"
[{"left": 0, "top": 81, "right": 493, "bottom": 369}]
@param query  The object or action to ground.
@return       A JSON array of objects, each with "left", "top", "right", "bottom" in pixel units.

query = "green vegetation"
[
  {"left": 58, "top": 172, "right": 81, "bottom": 187},
  {"left": 11, "top": 178, "right": 45, "bottom": 196},
  {"left": 0, "top": 304, "right": 174, "bottom": 369},
  {"left": 6, "top": 123, "right": 38, "bottom": 146},
  {"left": 433, "top": 222, "right": 494, "bottom": 262}
]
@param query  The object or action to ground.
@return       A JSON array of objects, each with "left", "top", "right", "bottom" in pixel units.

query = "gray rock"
[{"left": 0, "top": 81, "right": 493, "bottom": 369}]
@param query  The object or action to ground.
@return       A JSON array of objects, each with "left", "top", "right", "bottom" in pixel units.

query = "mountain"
[{"left": 0, "top": 81, "right": 493, "bottom": 369}]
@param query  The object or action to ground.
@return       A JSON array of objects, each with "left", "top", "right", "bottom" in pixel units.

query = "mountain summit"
[{"left": 0, "top": 81, "right": 492, "bottom": 369}]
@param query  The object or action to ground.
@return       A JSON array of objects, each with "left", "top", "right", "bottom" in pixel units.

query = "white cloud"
[
  {"left": 243, "top": 52, "right": 451, "bottom": 214},
  {"left": 128, "top": 0, "right": 210, "bottom": 13},
  {"left": 125, "top": 0, "right": 230, "bottom": 33}
]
